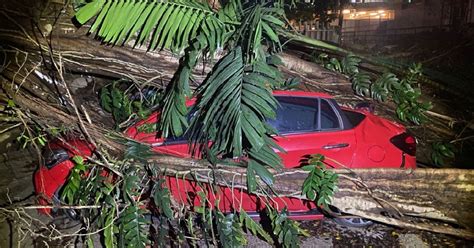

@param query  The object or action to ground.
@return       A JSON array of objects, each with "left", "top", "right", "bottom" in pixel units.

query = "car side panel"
[
  {"left": 166, "top": 177, "right": 320, "bottom": 214},
  {"left": 351, "top": 112, "right": 408, "bottom": 168},
  {"left": 273, "top": 129, "right": 356, "bottom": 168}
]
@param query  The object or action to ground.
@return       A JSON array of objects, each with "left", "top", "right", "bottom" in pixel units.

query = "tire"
[
  {"left": 53, "top": 188, "right": 80, "bottom": 221},
  {"left": 333, "top": 216, "right": 374, "bottom": 228},
  {"left": 327, "top": 205, "right": 373, "bottom": 228}
]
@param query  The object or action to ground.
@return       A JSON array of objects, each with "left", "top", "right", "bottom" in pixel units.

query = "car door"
[{"left": 269, "top": 96, "right": 356, "bottom": 168}]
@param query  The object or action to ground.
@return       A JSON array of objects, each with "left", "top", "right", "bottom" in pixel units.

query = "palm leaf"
[
  {"left": 75, "top": 0, "right": 218, "bottom": 52},
  {"left": 189, "top": 47, "right": 281, "bottom": 160}
]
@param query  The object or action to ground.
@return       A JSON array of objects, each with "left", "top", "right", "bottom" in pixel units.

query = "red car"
[{"left": 34, "top": 90, "right": 416, "bottom": 226}]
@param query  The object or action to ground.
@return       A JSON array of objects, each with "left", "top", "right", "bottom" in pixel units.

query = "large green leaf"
[
  {"left": 75, "top": 0, "right": 217, "bottom": 52},
  {"left": 188, "top": 47, "right": 281, "bottom": 160},
  {"left": 75, "top": 0, "right": 105, "bottom": 24}
]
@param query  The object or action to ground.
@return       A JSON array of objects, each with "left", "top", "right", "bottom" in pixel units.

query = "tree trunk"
[{"left": 1, "top": 0, "right": 473, "bottom": 240}]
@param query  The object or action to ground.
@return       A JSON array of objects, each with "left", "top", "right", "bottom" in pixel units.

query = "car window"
[
  {"left": 267, "top": 96, "right": 318, "bottom": 133},
  {"left": 320, "top": 99, "right": 340, "bottom": 130}
]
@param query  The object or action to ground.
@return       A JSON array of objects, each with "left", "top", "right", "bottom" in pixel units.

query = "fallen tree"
[
  {"left": 3, "top": 81, "right": 474, "bottom": 239},
  {"left": 1, "top": 0, "right": 473, "bottom": 244}
]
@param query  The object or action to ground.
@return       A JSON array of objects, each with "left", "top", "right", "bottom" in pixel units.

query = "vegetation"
[
  {"left": 1, "top": 0, "right": 473, "bottom": 246},
  {"left": 49, "top": 0, "right": 340, "bottom": 246},
  {"left": 313, "top": 52, "right": 432, "bottom": 125},
  {"left": 99, "top": 81, "right": 163, "bottom": 129}
]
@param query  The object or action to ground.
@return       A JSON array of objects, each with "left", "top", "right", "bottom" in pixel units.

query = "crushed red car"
[{"left": 34, "top": 90, "right": 416, "bottom": 225}]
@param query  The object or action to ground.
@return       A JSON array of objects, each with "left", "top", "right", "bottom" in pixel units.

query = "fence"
[
  {"left": 292, "top": 20, "right": 340, "bottom": 44},
  {"left": 340, "top": 25, "right": 454, "bottom": 45}
]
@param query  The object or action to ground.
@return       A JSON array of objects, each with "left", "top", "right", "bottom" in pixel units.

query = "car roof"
[{"left": 272, "top": 90, "right": 333, "bottom": 99}]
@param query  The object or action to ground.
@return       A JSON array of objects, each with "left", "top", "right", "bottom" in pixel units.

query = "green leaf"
[
  {"left": 75, "top": 0, "right": 105, "bottom": 24},
  {"left": 72, "top": 155, "right": 84, "bottom": 165},
  {"left": 301, "top": 154, "right": 338, "bottom": 209},
  {"left": 246, "top": 165, "right": 256, "bottom": 192},
  {"left": 78, "top": 0, "right": 215, "bottom": 52},
  {"left": 249, "top": 160, "right": 274, "bottom": 186},
  {"left": 153, "top": 179, "right": 174, "bottom": 220}
]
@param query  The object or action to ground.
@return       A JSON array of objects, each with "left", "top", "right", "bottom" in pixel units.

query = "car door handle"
[{"left": 322, "top": 143, "right": 349, "bottom": 150}]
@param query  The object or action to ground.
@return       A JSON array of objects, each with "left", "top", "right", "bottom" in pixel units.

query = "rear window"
[
  {"left": 342, "top": 109, "right": 366, "bottom": 127},
  {"left": 320, "top": 99, "right": 340, "bottom": 129}
]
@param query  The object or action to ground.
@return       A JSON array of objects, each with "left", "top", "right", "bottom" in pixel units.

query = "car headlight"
[{"left": 43, "top": 148, "right": 69, "bottom": 169}]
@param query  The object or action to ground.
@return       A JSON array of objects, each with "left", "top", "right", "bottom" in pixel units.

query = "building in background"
[
  {"left": 341, "top": 0, "right": 473, "bottom": 45},
  {"left": 293, "top": 0, "right": 474, "bottom": 45}
]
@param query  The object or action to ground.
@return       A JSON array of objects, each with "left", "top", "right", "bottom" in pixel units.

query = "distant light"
[
  {"left": 381, "top": 13, "right": 386, "bottom": 16},
  {"left": 378, "top": 10, "right": 385, "bottom": 13},
  {"left": 358, "top": 11, "right": 367, "bottom": 15},
  {"left": 370, "top": 12, "right": 377, "bottom": 16},
  {"left": 311, "top": 27, "right": 315, "bottom": 30},
  {"left": 342, "top": 9, "right": 351, "bottom": 14}
]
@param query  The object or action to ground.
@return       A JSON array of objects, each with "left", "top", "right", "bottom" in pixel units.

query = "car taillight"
[
  {"left": 43, "top": 148, "right": 69, "bottom": 169},
  {"left": 390, "top": 132, "right": 416, "bottom": 156}
]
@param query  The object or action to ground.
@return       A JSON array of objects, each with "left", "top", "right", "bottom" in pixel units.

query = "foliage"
[
  {"left": 61, "top": 156, "right": 88, "bottom": 204},
  {"left": 124, "top": 140, "right": 155, "bottom": 162},
  {"left": 75, "top": 0, "right": 218, "bottom": 53},
  {"left": 239, "top": 210, "right": 273, "bottom": 244},
  {"left": 276, "top": 77, "right": 302, "bottom": 90},
  {"left": 370, "top": 72, "right": 398, "bottom": 102},
  {"left": 151, "top": 178, "right": 174, "bottom": 219},
  {"left": 391, "top": 64, "right": 432, "bottom": 125},
  {"left": 431, "top": 141, "right": 456, "bottom": 166},
  {"left": 60, "top": 158, "right": 152, "bottom": 247},
  {"left": 164, "top": 0, "right": 286, "bottom": 138},
  {"left": 100, "top": 81, "right": 162, "bottom": 129},
  {"left": 216, "top": 212, "right": 247, "bottom": 247},
  {"left": 269, "top": 208, "right": 309, "bottom": 248},
  {"left": 301, "top": 154, "right": 338, "bottom": 208},
  {"left": 351, "top": 72, "right": 371, "bottom": 97},
  {"left": 312, "top": 52, "right": 360, "bottom": 76},
  {"left": 313, "top": 53, "right": 431, "bottom": 125},
  {"left": 64, "top": 1, "right": 341, "bottom": 247},
  {"left": 119, "top": 166, "right": 150, "bottom": 247}
]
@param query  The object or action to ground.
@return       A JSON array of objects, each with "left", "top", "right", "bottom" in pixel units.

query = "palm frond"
[
  {"left": 155, "top": 0, "right": 245, "bottom": 137},
  {"left": 236, "top": 2, "right": 285, "bottom": 63},
  {"left": 158, "top": 35, "right": 207, "bottom": 137},
  {"left": 75, "top": 0, "right": 220, "bottom": 52},
  {"left": 189, "top": 47, "right": 281, "bottom": 158}
]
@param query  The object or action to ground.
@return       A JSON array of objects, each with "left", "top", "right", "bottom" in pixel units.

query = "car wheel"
[
  {"left": 327, "top": 205, "right": 373, "bottom": 228},
  {"left": 53, "top": 189, "right": 80, "bottom": 221},
  {"left": 333, "top": 216, "right": 374, "bottom": 228}
]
